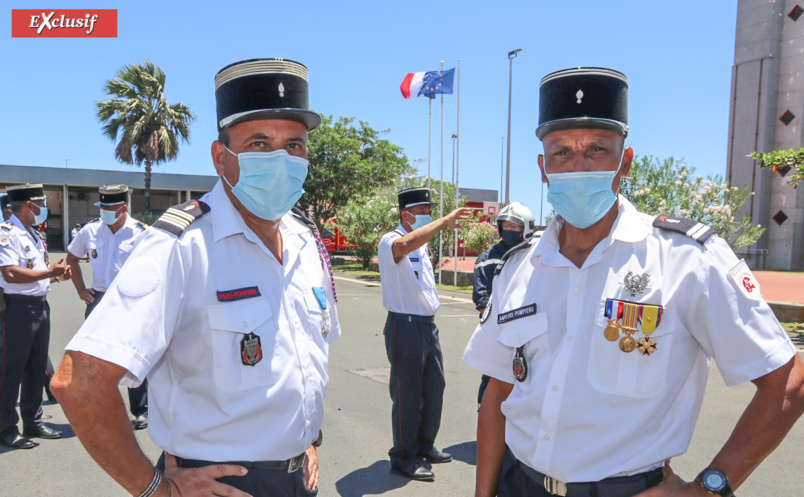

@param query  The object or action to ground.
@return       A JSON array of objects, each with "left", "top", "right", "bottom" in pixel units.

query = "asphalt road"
[{"left": 1, "top": 257, "right": 802, "bottom": 496}]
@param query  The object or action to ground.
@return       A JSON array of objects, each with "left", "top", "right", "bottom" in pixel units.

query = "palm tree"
[{"left": 97, "top": 61, "right": 196, "bottom": 213}]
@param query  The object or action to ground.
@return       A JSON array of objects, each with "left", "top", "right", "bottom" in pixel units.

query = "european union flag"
[{"left": 420, "top": 68, "right": 455, "bottom": 98}]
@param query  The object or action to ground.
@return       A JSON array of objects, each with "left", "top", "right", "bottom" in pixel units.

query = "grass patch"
[
  {"left": 782, "top": 322, "right": 804, "bottom": 333},
  {"left": 332, "top": 259, "right": 472, "bottom": 294}
]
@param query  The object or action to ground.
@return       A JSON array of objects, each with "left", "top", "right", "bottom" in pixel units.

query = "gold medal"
[
  {"left": 619, "top": 336, "right": 637, "bottom": 353},
  {"left": 604, "top": 319, "right": 621, "bottom": 342}
]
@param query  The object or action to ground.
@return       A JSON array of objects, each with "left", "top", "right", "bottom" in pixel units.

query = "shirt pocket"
[
  {"left": 496, "top": 312, "right": 550, "bottom": 383},
  {"left": 586, "top": 303, "right": 676, "bottom": 399},
  {"left": 207, "top": 297, "right": 281, "bottom": 393}
]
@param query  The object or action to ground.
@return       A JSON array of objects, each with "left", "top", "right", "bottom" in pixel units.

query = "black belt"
[
  {"left": 520, "top": 462, "right": 663, "bottom": 497},
  {"left": 176, "top": 453, "right": 305, "bottom": 473},
  {"left": 388, "top": 311, "right": 435, "bottom": 324},
  {"left": 4, "top": 294, "right": 47, "bottom": 302}
]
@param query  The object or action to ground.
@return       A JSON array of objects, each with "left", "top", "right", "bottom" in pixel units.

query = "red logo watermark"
[
  {"left": 11, "top": 9, "right": 117, "bottom": 37},
  {"left": 742, "top": 276, "right": 755, "bottom": 293}
]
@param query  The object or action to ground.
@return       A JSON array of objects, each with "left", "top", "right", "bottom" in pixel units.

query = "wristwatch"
[{"left": 698, "top": 468, "right": 734, "bottom": 497}]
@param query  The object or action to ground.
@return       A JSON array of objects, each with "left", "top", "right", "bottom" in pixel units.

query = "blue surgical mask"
[
  {"left": 500, "top": 229, "right": 523, "bottom": 247},
  {"left": 545, "top": 149, "right": 624, "bottom": 229},
  {"left": 410, "top": 214, "right": 432, "bottom": 231},
  {"left": 100, "top": 207, "right": 122, "bottom": 225},
  {"left": 222, "top": 146, "right": 308, "bottom": 221},
  {"left": 33, "top": 203, "right": 48, "bottom": 225}
]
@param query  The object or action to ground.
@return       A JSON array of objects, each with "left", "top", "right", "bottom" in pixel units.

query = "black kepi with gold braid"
[{"left": 215, "top": 58, "right": 321, "bottom": 131}]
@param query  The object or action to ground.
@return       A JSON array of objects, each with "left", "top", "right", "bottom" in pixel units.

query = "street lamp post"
[{"left": 505, "top": 48, "right": 522, "bottom": 205}]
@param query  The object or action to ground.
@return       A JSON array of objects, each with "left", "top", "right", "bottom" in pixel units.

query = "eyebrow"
[{"left": 241, "top": 133, "right": 306, "bottom": 145}]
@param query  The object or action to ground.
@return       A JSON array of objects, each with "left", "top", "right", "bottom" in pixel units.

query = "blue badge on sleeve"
[{"left": 312, "top": 286, "right": 327, "bottom": 310}]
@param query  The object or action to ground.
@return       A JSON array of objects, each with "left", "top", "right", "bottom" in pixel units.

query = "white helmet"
[{"left": 496, "top": 202, "right": 535, "bottom": 238}]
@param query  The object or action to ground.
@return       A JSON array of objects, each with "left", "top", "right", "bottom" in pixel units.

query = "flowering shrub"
[
  {"left": 461, "top": 211, "right": 498, "bottom": 254},
  {"left": 750, "top": 148, "right": 804, "bottom": 187},
  {"left": 620, "top": 156, "right": 764, "bottom": 248},
  {"left": 327, "top": 193, "right": 399, "bottom": 268}
]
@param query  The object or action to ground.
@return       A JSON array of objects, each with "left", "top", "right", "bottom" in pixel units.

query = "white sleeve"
[
  {"left": 65, "top": 228, "right": 186, "bottom": 386},
  {"left": 686, "top": 237, "right": 796, "bottom": 386},
  {"left": 67, "top": 227, "right": 88, "bottom": 258}
]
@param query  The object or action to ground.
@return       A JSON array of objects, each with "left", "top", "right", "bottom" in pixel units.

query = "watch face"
[{"left": 704, "top": 472, "right": 726, "bottom": 491}]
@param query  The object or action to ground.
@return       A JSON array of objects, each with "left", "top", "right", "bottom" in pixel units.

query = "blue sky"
[{"left": 1, "top": 1, "right": 737, "bottom": 222}]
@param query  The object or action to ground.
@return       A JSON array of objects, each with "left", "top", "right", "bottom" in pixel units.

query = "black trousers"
[
  {"left": 86, "top": 290, "right": 147, "bottom": 417},
  {"left": 156, "top": 453, "right": 317, "bottom": 496},
  {"left": 498, "top": 455, "right": 663, "bottom": 497},
  {"left": 0, "top": 296, "right": 50, "bottom": 438},
  {"left": 383, "top": 312, "right": 445, "bottom": 468}
]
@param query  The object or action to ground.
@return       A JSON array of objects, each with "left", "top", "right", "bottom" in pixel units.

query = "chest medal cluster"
[
  {"left": 313, "top": 286, "right": 330, "bottom": 338},
  {"left": 604, "top": 298, "right": 663, "bottom": 355}
]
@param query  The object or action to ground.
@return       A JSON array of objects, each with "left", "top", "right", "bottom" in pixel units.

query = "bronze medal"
[
  {"left": 604, "top": 319, "right": 621, "bottom": 342},
  {"left": 92, "top": 249, "right": 97, "bottom": 259},
  {"left": 512, "top": 346, "right": 528, "bottom": 382},
  {"left": 619, "top": 336, "right": 637, "bottom": 353}
]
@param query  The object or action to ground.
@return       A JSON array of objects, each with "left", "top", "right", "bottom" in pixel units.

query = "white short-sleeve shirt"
[
  {"left": 463, "top": 197, "right": 795, "bottom": 483},
  {"left": 377, "top": 225, "right": 439, "bottom": 316},
  {"left": 67, "top": 215, "right": 147, "bottom": 292},
  {"left": 0, "top": 215, "right": 50, "bottom": 296},
  {"left": 66, "top": 181, "right": 341, "bottom": 462}
]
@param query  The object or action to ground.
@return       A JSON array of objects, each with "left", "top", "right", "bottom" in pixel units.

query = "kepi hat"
[
  {"left": 398, "top": 187, "right": 431, "bottom": 211},
  {"left": 94, "top": 184, "right": 129, "bottom": 207},
  {"left": 7, "top": 183, "right": 45, "bottom": 202},
  {"left": 215, "top": 58, "right": 321, "bottom": 131},
  {"left": 536, "top": 67, "right": 629, "bottom": 140}
]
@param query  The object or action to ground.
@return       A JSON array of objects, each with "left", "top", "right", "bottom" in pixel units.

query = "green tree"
[
  {"left": 303, "top": 115, "right": 414, "bottom": 223},
  {"left": 327, "top": 193, "right": 399, "bottom": 268},
  {"left": 620, "top": 156, "right": 764, "bottom": 248},
  {"left": 461, "top": 210, "right": 498, "bottom": 255},
  {"left": 97, "top": 61, "right": 196, "bottom": 213},
  {"left": 749, "top": 148, "right": 804, "bottom": 187}
]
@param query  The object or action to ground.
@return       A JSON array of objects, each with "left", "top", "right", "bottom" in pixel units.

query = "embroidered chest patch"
[{"left": 497, "top": 304, "right": 537, "bottom": 325}]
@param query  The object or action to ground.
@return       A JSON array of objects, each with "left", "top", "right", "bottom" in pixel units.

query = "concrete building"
[
  {"left": 728, "top": 0, "right": 804, "bottom": 270},
  {"left": 1, "top": 164, "right": 216, "bottom": 250}
]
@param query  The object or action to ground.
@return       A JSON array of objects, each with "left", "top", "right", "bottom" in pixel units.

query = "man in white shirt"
[
  {"left": 0, "top": 184, "right": 71, "bottom": 449},
  {"left": 52, "top": 58, "right": 340, "bottom": 497},
  {"left": 66, "top": 184, "right": 149, "bottom": 429},
  {"left": 464, "top": 67, "right": 804, "bottom": 497},
  {"left": 378, "top": 187, "right": 470, "bottom": 481}
]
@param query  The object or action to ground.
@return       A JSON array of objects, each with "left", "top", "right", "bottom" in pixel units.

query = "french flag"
[{"left": 400, "top": 71, "right": 428, "bottom": 98}]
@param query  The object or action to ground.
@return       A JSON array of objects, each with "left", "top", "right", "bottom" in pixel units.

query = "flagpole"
[
  {"left": 453, "top": 59, "right": 461, "bottom": 285},
  {"left": 438, "top": 60, "right": 445, "bottom": 285},
  {"left": 428, "top": 98, "right": 432, "bottom": 191}
]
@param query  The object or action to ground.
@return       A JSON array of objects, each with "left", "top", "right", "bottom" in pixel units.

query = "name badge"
[
  {"left": 497, "top": 304, "right": 537, "bottom": 325},
  {"left": 217, "top": 286, "right": 261, "bottom": 302},
  {"left": 409, "top": 257, "right": 420, "bottom": 262}
]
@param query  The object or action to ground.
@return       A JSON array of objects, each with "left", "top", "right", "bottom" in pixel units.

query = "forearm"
[
  {"left": 392, "top": 217, "right": 450, "bottom": 261},
  {"left": 66, "top": 254, "right": 87, "bottom": 293},
  {"left": 708, "top": 355, "right": 804, "bottom": 490},
  {"left": 51, "top": 352, "right": 157, "bottom": 496},
  {"left": 476, "top": 378, "right": 513, "bottom": 497},
  {"left": 0, "top": 265, "right": 53, "bottom": 284}
]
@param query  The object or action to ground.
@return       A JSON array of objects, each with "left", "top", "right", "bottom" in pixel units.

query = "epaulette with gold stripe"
[
  {"left": 153, "top": 200, "right": 210, "bottom": 237},
  {"left": 290, "top": 207, "right": 318, "bottom": 232}
]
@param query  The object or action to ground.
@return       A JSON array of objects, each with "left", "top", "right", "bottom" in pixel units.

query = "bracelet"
[{"left": 136, "top": 468, "right": 162, "bottom": 497}]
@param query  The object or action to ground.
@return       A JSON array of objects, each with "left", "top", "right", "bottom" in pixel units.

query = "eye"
[{"left": 251, "top": 141, "right": 268, "bottom": 149}]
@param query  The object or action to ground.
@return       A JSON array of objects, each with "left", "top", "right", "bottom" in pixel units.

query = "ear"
[
  {"left": 538, "top": 155, "right": 548, "bottom": 184},
  {"left": 620, "top": 146, "right": 634, "bottom": 179},
  {"left": 211, "top": 140, "right": 227, "bottom": 176}
]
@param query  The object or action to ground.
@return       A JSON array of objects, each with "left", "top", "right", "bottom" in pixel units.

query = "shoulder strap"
[
  {"left": 493, "top": 238, "right": 534, "bottom": 277},
  {"left": 1, "top": 222, "right": 13, "bottom": 231},
  {"left": 290, "top": 208, "right": 338, "bottom": 303},
  {"left": 152, "top": 200, "right": 210, "bottom": 237},
  {"left": 652, "top": 215, "right": 715, "bottom": 244}
]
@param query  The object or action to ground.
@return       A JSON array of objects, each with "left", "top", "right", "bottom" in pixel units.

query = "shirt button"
[
  {"left": 516, "top": 336, "right": 521, "bottom": 344},
  {"left": 543, "top": 434, "right": 550, "bottom": 441},
  {"left": 567, "top": 336, "right": 573, "bottom": 342},
  {"left": 243, "top": 321, "right": 249, "bottom": 328},
  {"left": 552, "top": 385, "right": 559, "bottom": 391},
  {"left": 573, "top": 286, "right": 580, "bottom": 293}
]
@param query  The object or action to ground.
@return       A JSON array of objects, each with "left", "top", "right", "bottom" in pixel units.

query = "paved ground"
[{"left": 0, "top": 255, "right": 802, "bottom": 496}]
